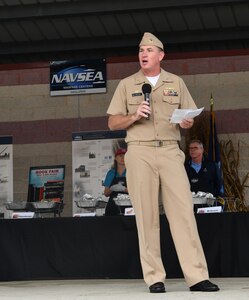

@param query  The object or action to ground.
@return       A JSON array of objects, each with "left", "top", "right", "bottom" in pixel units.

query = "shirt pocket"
[
  {"left": 127, "top": 96, "right": 143, "bottom": 114},
  {"left": 162, "top": 95, "right": 180, "bottom": 118}
]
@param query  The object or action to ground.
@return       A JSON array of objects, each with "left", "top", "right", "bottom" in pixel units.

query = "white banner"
[
  {"left": 0, "top": 136, "right": 13, "bottom": 218},
  {"left": 72, "top": 130, "right": 126, "bottom": 216}
]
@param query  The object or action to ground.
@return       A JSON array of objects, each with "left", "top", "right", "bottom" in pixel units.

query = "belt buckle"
[{"left": 155, "top": 140, "right": 163, "bottom": 147}]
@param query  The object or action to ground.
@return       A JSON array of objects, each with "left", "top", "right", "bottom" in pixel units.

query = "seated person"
[
  {"left": 103, "top": 148, "right": 128, "bottom": 216},
  {"left": 185, "top": 140, "right": 221, "bottom": 198}
]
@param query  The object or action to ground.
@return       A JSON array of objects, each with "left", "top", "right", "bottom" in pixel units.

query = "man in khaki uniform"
[{"left": 107, "top": 32, "right": 219, "bottom": 293}]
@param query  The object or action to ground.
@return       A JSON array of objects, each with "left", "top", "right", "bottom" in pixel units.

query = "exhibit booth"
[
  {"left": 1, "top": 132, "right": 249, "bottom": 282},
  {"left": 0, "top": 213, "right": 249, "bottom": 281}
]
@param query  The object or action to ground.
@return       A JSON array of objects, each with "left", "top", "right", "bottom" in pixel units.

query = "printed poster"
[
  {"left": 0, "top": 136, "right": 13, "bottom": 218},
  {"left": 72, "top": 130, "right": 126, "bottom": 216},
  {"left": 27, "top": 165, "right": 65, "bottom": 203}
]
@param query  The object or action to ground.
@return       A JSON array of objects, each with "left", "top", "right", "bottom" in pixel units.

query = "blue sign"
[{"left": 50, "top": 59, "right": 106, "bottom": 96}]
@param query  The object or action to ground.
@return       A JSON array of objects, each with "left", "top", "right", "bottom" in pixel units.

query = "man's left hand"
[{"left": 180, "top": 118, "right": 194, "bottom": 129}]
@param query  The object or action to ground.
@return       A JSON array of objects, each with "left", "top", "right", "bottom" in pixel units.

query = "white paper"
[{"left": 170, "top": 107, "right": 204, "bottom": 124}]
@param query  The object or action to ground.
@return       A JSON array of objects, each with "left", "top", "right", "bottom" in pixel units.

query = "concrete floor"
[{"left": 0, "top": 278, "right": 248, "bottom": 300}]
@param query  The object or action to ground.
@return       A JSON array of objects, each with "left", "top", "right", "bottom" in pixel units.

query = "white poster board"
[
  {"left": 0, "top": 136, "right": 13, "bottom": 218},
  {"left": 72, "top": 130, "right": 126, "bottom": 216}
]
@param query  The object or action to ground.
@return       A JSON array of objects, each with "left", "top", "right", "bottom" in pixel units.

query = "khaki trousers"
[{"left": 125, "top": 143, "right": 209, "bottom": 287}]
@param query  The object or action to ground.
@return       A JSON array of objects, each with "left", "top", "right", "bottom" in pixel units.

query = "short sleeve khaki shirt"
[{"left": 107, "top": 68, "right": 197, "bottom": 142}]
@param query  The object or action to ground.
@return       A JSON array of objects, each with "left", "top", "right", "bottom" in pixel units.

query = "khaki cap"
[{"left": 139, "top": 32, "right": 164, "bottom": 50}]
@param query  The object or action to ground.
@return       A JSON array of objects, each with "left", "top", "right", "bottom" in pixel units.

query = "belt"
[{"left": 128, "top": 140, "right": 177, "bottom": 147}]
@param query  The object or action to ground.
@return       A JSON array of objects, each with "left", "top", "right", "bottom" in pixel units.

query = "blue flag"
[{"left": 208, "top": 94, "right": 224, "bottom": 196}]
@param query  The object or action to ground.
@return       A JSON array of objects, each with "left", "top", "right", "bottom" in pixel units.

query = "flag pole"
[
  {"left": 210, "top": 93, "right": 215, "bottom": 161},
  {"left": 208, "top": 94, "right": 225, "bottom": 197},
  {"left": 210, "top": 93, "right": 214, "bottom": 112}
]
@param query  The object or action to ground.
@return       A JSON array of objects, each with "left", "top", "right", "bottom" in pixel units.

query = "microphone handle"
[{"left": 145, "top": 93, "right": 150, "bottom": 120}]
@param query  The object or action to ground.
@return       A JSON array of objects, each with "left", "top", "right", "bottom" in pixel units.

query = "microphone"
[{"left": 142, "top": 83, "right": 152, "bottom": 120}]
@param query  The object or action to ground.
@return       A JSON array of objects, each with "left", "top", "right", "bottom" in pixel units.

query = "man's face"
[
  {"left": 138, "top": 45, "right": 164, "bottom": 73},
  {"left": 189, "top": 142, "right": 204, "bottom": 160}
]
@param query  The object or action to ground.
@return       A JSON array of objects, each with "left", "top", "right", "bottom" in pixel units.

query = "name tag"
[{"left": 132, "top": 92, "right": 142, "bottom": 97}]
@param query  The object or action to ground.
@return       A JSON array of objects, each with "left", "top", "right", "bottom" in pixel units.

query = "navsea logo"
[
  {"left": 50, "top": 59, "right": 106, "bottom": 96},
  {"left": 51, "top": 66, "right": 104, "bottom": 87}
]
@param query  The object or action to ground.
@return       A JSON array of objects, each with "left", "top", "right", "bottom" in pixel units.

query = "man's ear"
[{"left": 159, "top": 51, "right": 165, "bottom": 61}]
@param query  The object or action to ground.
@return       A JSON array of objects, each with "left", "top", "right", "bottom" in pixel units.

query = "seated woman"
[{"left": 103, "top": 148, "right": 128, "bottom": 216}]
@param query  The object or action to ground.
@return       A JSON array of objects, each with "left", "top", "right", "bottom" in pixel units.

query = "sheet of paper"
[{"left": 170, "top": 107, "right": 204, "bottom": 124}]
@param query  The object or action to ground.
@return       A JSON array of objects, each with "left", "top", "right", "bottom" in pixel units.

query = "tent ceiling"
[{"left": 0, "top": 0, "right": 249, "bottom": 64}]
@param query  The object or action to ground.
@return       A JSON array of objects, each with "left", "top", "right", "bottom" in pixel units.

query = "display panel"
[
  {"left": 72, "top": 130, "right": 126, "bottom": 216},
  {"left": 0, "top": 136, "right": 13, "bottom": 218}
]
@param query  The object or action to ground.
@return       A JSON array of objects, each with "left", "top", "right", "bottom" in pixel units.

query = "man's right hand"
[
  {"left": 108, "top": 101, "right": 151, "bottom": 131},
  {"left": 135, "top": 101, "right": 151, "bottom": 120}
]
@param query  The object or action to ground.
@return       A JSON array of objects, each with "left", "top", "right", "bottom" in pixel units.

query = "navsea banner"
[{"left": 50, "top": 59, "right": 106, "bottom": 96}]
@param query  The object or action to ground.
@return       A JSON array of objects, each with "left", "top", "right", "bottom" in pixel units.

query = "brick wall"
[{"left": 0, "top": 50, "right": 248, "bottom": 215}]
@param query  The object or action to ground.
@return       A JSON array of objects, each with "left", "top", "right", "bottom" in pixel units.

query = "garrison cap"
[{"left": 139, "top": 32, "right": 164, "bottom": 51}]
